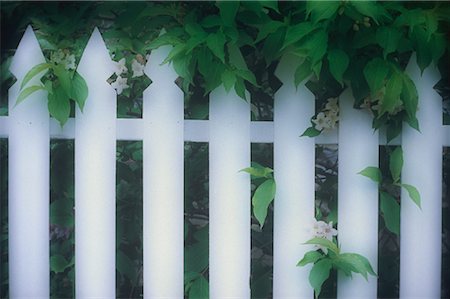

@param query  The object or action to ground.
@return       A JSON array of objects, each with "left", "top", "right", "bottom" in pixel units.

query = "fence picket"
[
  {"left": 75, "top": 28, "right": 116, "bottom": 298},
  {"left": 8, "top": 26, "right": 49, "bottom": 298},
  {"left": 143, "top": 45, "right": 184, "bottom": 298},
  {"left": 209, "top": 86, "right": 251, "bottom": 298},
  {"left": 337, "top": 90, "right": 379, "bottom": 298},
  {"left": 273, "top": 55, "right": 315, "bottom": 298},
  {"left": 400, "top": 55, "right": 442, "bottom": 298}
]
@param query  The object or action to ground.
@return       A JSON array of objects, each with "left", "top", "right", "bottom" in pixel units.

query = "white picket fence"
[{"left": 0, "top": 26, "right": 449, "bottom": 299}]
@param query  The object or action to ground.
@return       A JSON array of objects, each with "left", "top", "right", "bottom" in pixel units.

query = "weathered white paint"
[
  {"left": 273, "top": 55, "right": 315, "bottom": 299},
  {"left": 400, "top": 55, "right": 442, "bottom": 299},
  {"left": 142, "top": 44, "right": 184, "bottom": 298},
  {"left": 209, "top": 86, "right": 250, "bottom": 298},
  {"left": 337, "top": 89, "right": 379, "bottom": 299},
  {"left": 8, "top": 25, "right": 49, "bottom": 299},
  {"left": 75, "top": 28, "right": 116, "bottom": 298}
]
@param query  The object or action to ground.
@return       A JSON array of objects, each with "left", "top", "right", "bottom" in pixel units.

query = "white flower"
[
  {"left": 111, "top": 76, "right": 129, "bottom": 95},
  {"left": 312, "top": 112, "right": 330, "bottom": 131},
  {"left": 113, "top": 58, "right": 128, "bottom": 76},
  {"left": 310, "top": 219, "right": 338, "bottom": 254},
  {"left": 325, "top": 97, "right": 339, "bottom": 112},
  {"left": 64, "top": 54, "right": 76, "bottom": 70},
  {"left": 51, "top": 50, "right": 65, "bottom": 64},
  {"left": 131, "top": 59, "right": 145, "bottom": 78},
  {"left": 325, "top": 110, "right": 339, "bottom": 129}
]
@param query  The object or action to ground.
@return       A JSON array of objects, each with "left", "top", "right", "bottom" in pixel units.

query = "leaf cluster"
[
  {"left": 359, "top": 146, "right": 420, "bottom": 235},
  {"left": 298, "top": 237, "right": 376, "bottom": 298}
]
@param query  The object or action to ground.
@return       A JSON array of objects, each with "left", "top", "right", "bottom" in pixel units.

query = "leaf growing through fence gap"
[
  {"left": 380, "top": 191, "right": 400, "bottom": 235},
  {"left": 240, "top": 162, "right": 273, "bottom": 179},
  {"left": 389, "top": 146, "right": 403, "bottom": 183},
  {"left": 309, "top": 259, "right": 332, "bottom": 299},
  {"left": 301, "top": 126, "right": 321, "bottom": 137},
  {"left": 327, "top": 49, "right": 349, "bottom": 85},
  {"left": 188, "top": 276, "right": 209, "bottom": 299},
  {"left": 304, "top": 237, "right": 340, "bottom": 255},
  {"left": 358, "top": 166, "right": 382, "bottom": 184},
  {"left": 401, "top": 183, "right": 421, "bottom": 208},
  {"left": 20, "top": 62, "right": 51, "bottom": 90},
  {"left": 15, "top": 85, "right": 46, "bottom": 107},
  {"left": 48, "top": 85, "right": 70, "bottom": 127},
  {"left": 252, "top": 179, "right": 276, "bottom": 228},
  {"left": 71, "top": 72, "right": 88, "bottom": 112},
  {"left": 297, "top": 250, "right": 324, "bottom": 267}
]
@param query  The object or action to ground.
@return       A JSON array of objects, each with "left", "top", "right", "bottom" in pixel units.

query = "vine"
[{"left": 2, "top": 1, "right": 450, "bottom": 298}]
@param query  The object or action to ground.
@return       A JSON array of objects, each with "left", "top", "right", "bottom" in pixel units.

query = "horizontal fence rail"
[{"left": 1, "top": 26, "right": 449, "bottom": 299}]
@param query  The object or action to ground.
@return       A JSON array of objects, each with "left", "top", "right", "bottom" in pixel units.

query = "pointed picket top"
[
  {"left": 9, "top": 25, "right": 46, "bottom": 82},
  {"left": 274, "top": 54, "right": 303, "bottom": 85},
  {"left": 144, "top": 44, "right": 178, "bottom": 84},
  {"left": 78, "top": 27, "right": 114, "bottom": 82}
]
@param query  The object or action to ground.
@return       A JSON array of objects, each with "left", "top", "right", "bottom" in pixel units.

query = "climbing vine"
[{"left": 1, "top": 1, "right": 450, "bottom": 298}]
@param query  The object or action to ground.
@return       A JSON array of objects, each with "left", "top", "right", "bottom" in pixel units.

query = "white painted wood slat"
[
  {"left": 400, "top": 55, "right": 442, "bottom": 299},
  {"left": 8, "top": 25, "right": 50, "bottom": 298},
  {"left": 209, "top": 86, "right": 251, "bottom": 298},
  {"left": 337, "top": 90, "right": 379, "bottom": 299},
  {"left": 75, "top": 28, "right": 116, "bottom": 298},
  {"left": 143, "top": 45, "right": 184, "bottom": 298},
  {"left": 273, "top": 55, "right": 315, "bottom": 298}
]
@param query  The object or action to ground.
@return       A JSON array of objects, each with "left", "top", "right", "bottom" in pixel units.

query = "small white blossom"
[
  {"left": 113, "top": 58, "right": 128, "bottom": 76},
  {"left": 312, "top": 112, "right": 330, "bottom": 131},
  {"left": 325, "top": 97, "right": 339, "bottom": 112},
  {"left": 51, "top": 50, "right": 65, "bottom": 64},
  {"left": 64, "top": 54, "right": 76, "bottom": 70},
  {"left": 131, "top": 59, "right": 145, "bottom": 78},
  {"left": 310, "top": 219, "right": 338, "bottom": 254},
  {"left": 111, "top": 76, "right": 129, "bottom": 95}
]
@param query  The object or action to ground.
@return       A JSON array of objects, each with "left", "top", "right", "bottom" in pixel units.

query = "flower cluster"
[
  {"left": 110, "top": 55, "right": 148, "bottom": 95},
  {"left": 311, "top": 219, "right": 338, "bottom": 254},
  {"left": 50, "top": 49, "right": 76, "bottom": 70},
  {"left": 312, "top": 98, "right": 339, "bottom": 131}
]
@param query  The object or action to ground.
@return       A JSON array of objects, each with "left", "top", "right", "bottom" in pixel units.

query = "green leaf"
[
  {"left": 309, "top": 259, "right": 332, "bottom": 298},
  {"left": 295, "top": 60, "right": 313, "bottom": 87},
  {"left": 53, "top": 64, "right": 72, "bottom": 97},
  {"left": 20, "top": 63, "right": 51, "bottom": 90},
  {"left": 15, "top": 85, "right": 46, "bottom": 107},
  {"left": 304, "top": 237, "right": 339, "bottom": 255},
  {"left": 351, "top": 1, "right": 390, "bottom": 24},
  {"left": 306, "top": 1, "right": 340, "bottom": 24},
  {"left": 283, "top": 22, "right": 314, "bottom": 49},
  {"left": 358, "top": 166, "right": 382, "bottom": 184},
  {"left": 297, "top": 251, "right": 324, "bottom": 267},
  {"left": 217, "top": 1, "right": 240, "bottom": 26},
  {"left": 235, "top": 69, "right": 257, "bottom": 86},
  {"left": 337, "top": 253, "right": 376, "bottom": 280},
  {"left": 376, "top": 26, "right": 402, "bottom": 59},
  {"left": 206, "top": 32, "right": 226, "bottom": 63},
  {"left": 304, "top": 29, "right": 328, "bottom": 65},
  {"left": 71, "top": 72, "right": 88, "bottom": 112},
  {"left": 240, "top": 162, "right": 273, "bottom": 179},
  {"left": 380, "top": 191, "right": 400, "bottom": 235},
  {"left": 401, "top": 183, "right": 421, "bottom": 208},
  {"left": 188, "top": 276, "right": 209, "bottom": 299},
  {"left": 256, "top": 21, "right": 283, "bottom": 43},
  {"left": 382, "top": 72, "right": 403, "bottom": 114},
  {"left": 50, "top": 255, "right": 70, "bottom": 273},
  {"left": 234, "top": 77, "right": 246, "bottom": 100},
  {"left": 185, "top": 241, "right": 208, "bottom": 273},
  {"left": 363, "top": 58, "right": 390, "bottom": 94},
  {"left": 301, "top": 126, "right": 321, "bottom": 137},
  {"left": 48, "top": 85, "right": 71, "bottom": 127},
  {"left": 327, "top": 49, "right": 349, "bottom": 85},
  {"left": 227, "top": 43, "right": 248, "bottom": 71},
  {"left": 262, "top": 27, "right": 285, "bottom": 64},
  {"left": 389, "top": 147, "right": 403, "bottom": 183},
  {"left": 252, "top": 179, "right": 276, "bottom": 228},
  {"left": 401, "top": 74, "right": 418, "bottom": 120},
  {"left": 412, "top": 26, "right": 432, "bottom": 73},
  {"left": 261, "top": 1, "right": 279, "bottom": 13},
  {"left": 221, "top": 69, "right": 236, "bottom": 92}
]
